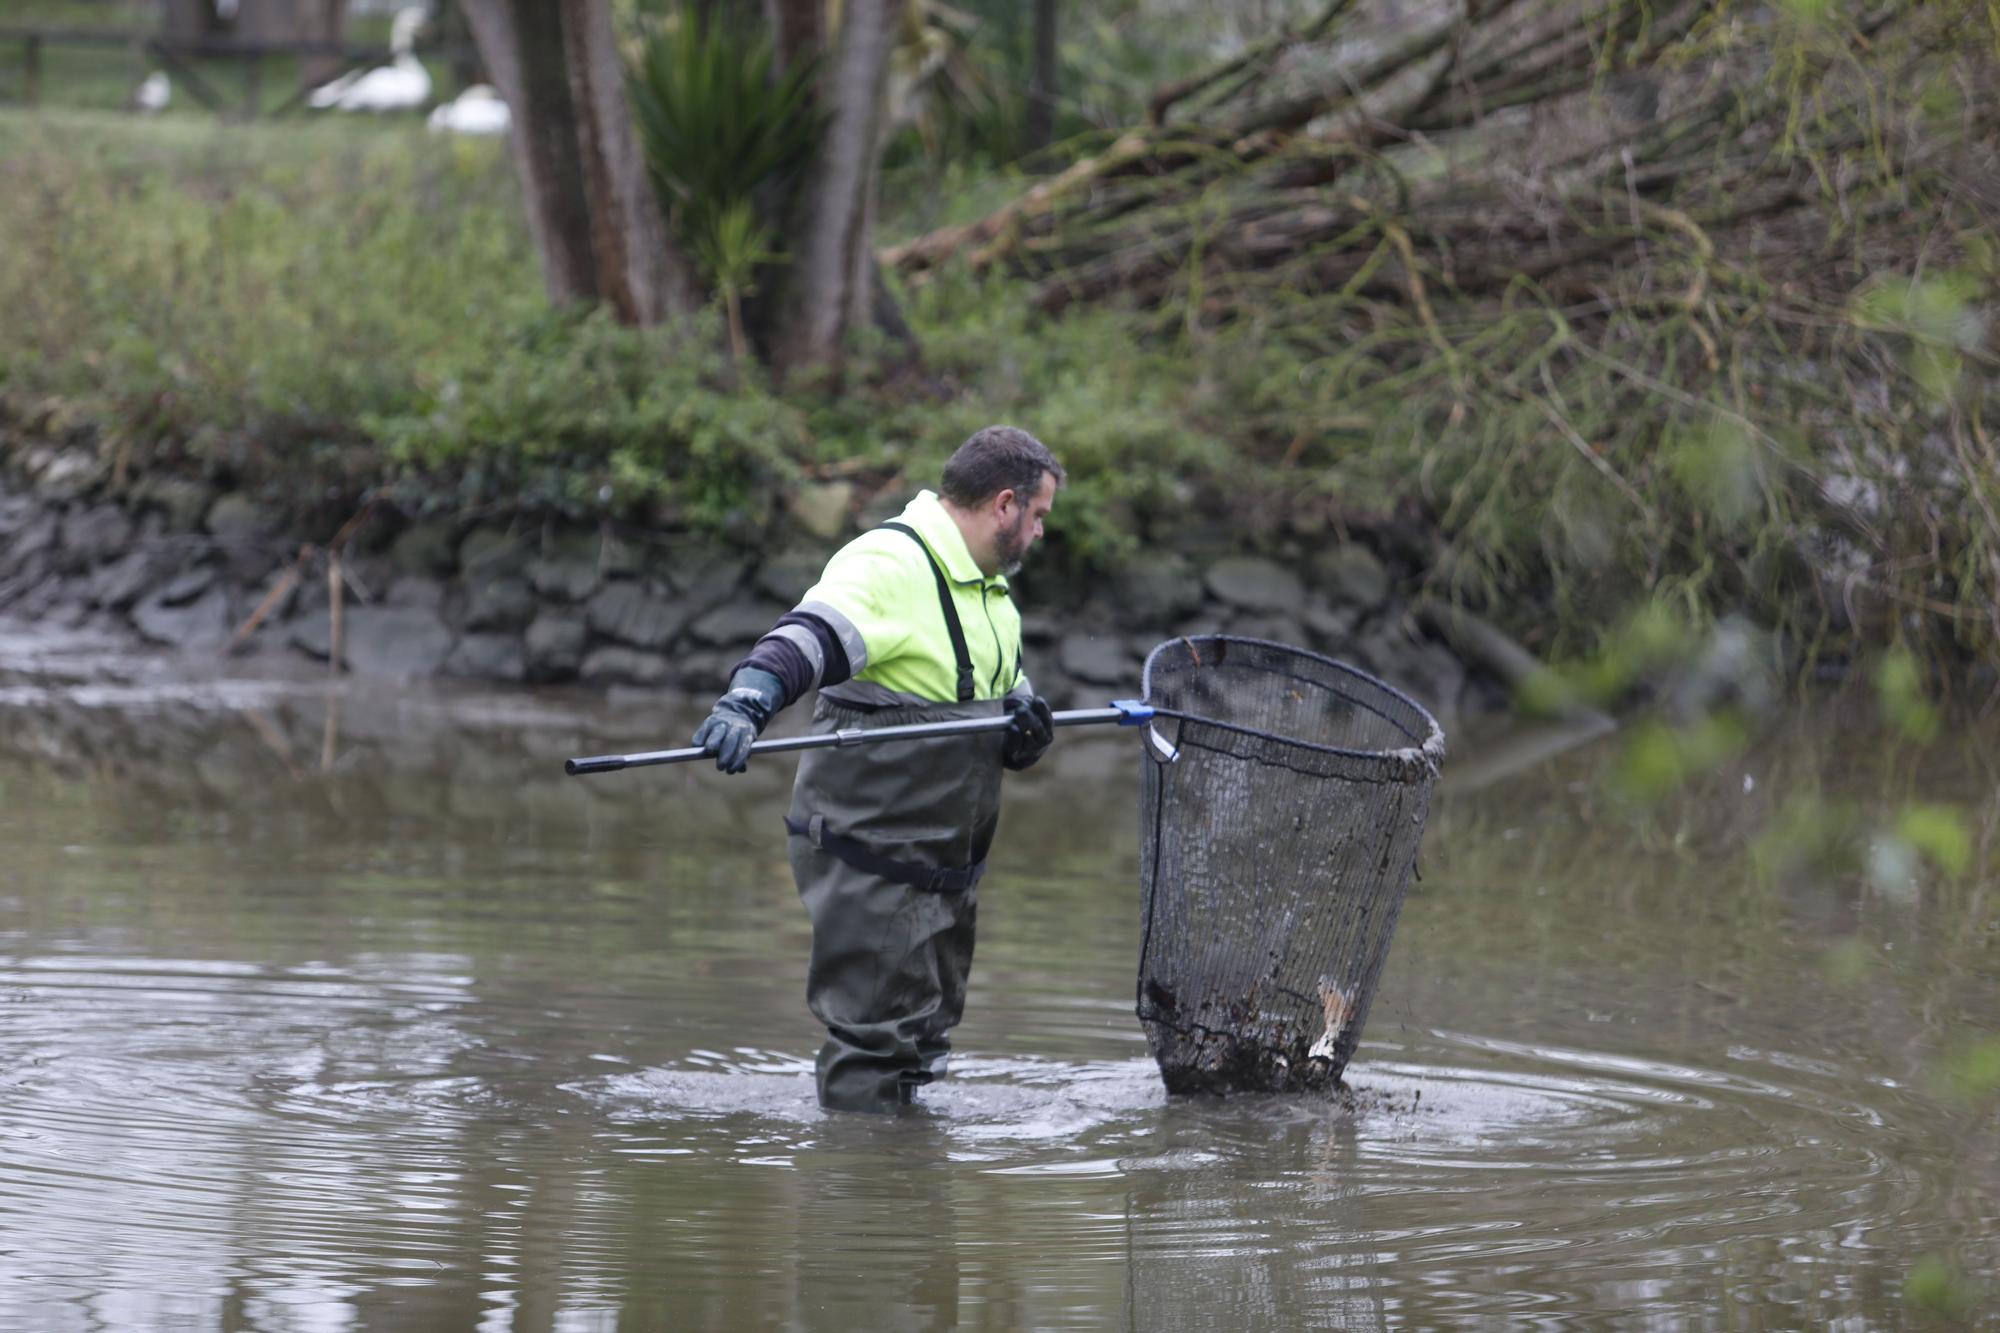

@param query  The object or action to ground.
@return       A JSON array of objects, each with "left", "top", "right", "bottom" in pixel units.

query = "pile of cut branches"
[{"left": 890, "top": 0, "right": 2000, "bottom": 671}]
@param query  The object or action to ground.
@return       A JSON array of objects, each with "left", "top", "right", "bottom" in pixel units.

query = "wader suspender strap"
[
  {"left": 783, "top": 522, "right": 989, "bottom": 892},
  {"left": 784, "top": 814, "right": 986, "bottom": 895},
  {"left": 880, "top": 521, "right": 976, "bottom": 703}
]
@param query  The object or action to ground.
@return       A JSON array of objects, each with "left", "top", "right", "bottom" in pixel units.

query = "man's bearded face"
[{"left": 997, "top": 505, "right": 1035, "bottom": 575}]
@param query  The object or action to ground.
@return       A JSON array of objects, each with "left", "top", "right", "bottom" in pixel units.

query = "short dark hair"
[{"left": 940, "top": 426, "right": 1065, "bottom": 506}]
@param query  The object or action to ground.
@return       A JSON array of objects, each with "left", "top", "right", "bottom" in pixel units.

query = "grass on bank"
[
  {"left": 0, "top": 109, "right": 1233, "bottom": 569},
  {"left": 0, "top": 106, "right": 1994, "bottom": 677}
]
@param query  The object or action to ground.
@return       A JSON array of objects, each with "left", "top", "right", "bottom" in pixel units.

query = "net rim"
[{"left": 1141, "top": 634, "right": 1447, "bottom": 771}]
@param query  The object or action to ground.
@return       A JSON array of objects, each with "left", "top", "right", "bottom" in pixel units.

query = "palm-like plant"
[
  {"left": 696, "top": 200, "right": 785, "bottom": 368},
  {"left": 628, "top": 7, "right": 821, "bottom": 362}
]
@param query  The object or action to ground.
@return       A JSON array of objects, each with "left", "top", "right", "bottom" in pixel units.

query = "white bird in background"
[
  {"left": 307, "top": 7, "right": 431, "bottom": 113},
  {"left": 131, "top": 70, "right": 171, "bottom": 114},
  {"left": 426, "top": 83, "right": 511, "bottom": 136}
]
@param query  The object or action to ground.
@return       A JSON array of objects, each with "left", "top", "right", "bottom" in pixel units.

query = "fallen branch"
[
  {"left": 229, "top": 553, "right": 310, "bottom": 655},
  {"left": 1148, "top": 0, "right": 1359, "bottom": 125},
  {"left": 1414, "top": 598, "right": 1612, "bottom": 726},
  {"left": 226, "top": 498, "right": 378, "bottom": 658},
  {"left": 880, "top": 0, "right": 2000, "bottom": 663}
]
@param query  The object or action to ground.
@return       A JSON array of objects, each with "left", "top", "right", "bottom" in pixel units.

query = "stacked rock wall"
[{"left": 0, "top": 445, "right": 1494, "bottom": 733}]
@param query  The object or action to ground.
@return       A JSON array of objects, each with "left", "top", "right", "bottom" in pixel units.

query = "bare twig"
[
  {"left": 225, "top": 499, "right": 378, "bottom": 655},
  {"left": 1537, "top": 361, "right": 1655, "bottom": 521},
  {"left": 242, "top": 707, "right": 302, "bottom": 780},
  {"left": 229, "top": 553, "right": 309, "bottom": 654},
  {"left": 326, "top": 550, "right": 344, "bottom": 677}
]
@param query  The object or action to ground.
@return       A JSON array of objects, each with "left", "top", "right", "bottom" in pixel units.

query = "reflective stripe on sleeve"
[
  {"left": 766, "top": 623, "right": 826, "bottom": 690},
  {"left": 795, "top": 599, "right": 868, "bottom": 675}
]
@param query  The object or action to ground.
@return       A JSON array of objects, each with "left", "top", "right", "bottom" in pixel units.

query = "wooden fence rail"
[{"left": 0, "top": 24, "right": 473, "bottom": 116}]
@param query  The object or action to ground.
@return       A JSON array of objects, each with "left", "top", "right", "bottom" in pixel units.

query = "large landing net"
[{"left": 1136, "top": 636, "right": 1446, "bottom": 1094}]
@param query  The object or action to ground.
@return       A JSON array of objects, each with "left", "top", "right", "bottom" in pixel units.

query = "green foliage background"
[
  {"left": 1, "top": 0, "right": 1996, "bottom": 681},
  {"left": 0, "top": 111, "right": 1231, "bottom": 560}
]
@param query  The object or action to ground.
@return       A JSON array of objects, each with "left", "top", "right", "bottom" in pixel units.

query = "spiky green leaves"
[{"left": 627, "top": 10, "right": 822, "bottom": 302}]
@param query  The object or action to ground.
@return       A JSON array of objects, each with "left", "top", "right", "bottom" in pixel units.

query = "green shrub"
[
  {"left": 0, "top": 113, "right": 537, "bottom": 436},
  {"left": 362, "top": 304, "right": 803, "bottom": 523},
  {"left": 4, "top": 101, "right": 1993, "bottom": 675}
]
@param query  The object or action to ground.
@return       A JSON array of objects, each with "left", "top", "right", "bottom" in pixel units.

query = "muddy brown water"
[{"left": 1, "top": 621, "right": 1995, "bottom": 1330}]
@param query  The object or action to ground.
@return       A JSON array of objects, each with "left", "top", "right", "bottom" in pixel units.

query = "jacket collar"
[{"left": 899, "top": 490, "right": 1007, "bottom": 589}]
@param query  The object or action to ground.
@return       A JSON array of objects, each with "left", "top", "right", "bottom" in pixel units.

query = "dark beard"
[{"left": 998, "top": 512, "right": 1034, "bottom": 575}]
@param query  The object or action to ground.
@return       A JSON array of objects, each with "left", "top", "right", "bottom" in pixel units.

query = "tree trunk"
[
  {"left": 558, "top": 0, "right": 696, "bottom": 326},
  {"left": 1024, "top": 0, "right": 1058, "bottom": 154},
  {"left": 463, "top": 0, "right": 599, "bottom": 306},
  {"left": 770, "top": 0, "right": 903, "bottom": 378},
  {"left": 461, "top": 0, "right": 695, "bottom": 324},
  {"left": 769, "top": 0, "right": 824, "bottom": 78}
]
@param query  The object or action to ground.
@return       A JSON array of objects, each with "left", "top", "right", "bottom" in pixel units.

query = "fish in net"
[{"left": 1135, "top": 636, "right": 1446, "bottom": 1094}]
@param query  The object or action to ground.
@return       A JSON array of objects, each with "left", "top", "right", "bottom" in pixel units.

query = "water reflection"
[{"left": 0, "top": 626, "right": 1995, "bottom": 1329}]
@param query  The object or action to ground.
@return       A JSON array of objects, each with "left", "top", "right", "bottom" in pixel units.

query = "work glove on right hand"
[
  {"left": 691, "top": 667, "right": 785, "bottom": 774},
  {"left": 1001, "top": 694, "right": 1055, "bottom": 771}
]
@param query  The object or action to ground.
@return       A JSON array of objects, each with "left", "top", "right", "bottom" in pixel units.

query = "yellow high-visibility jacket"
[{"left": 781, "top": 490, "right": 1030, "bottom": 708}]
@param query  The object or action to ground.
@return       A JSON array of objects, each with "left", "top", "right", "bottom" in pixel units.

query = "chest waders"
[{"left": 784, "top": 525, "right": 1007, "bottom": 1111}]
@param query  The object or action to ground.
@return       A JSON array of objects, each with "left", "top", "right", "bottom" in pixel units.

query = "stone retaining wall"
[{"left": 0, "top": 443, "right": 1497, "bottom": 734}]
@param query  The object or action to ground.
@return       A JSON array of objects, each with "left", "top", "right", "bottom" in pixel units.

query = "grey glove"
[
  {"left": 1001, "top": 694, "right": 1055, "bottom": 771},
  {"left": 692, "top": 667, "right": 785, "bottom": 773}
]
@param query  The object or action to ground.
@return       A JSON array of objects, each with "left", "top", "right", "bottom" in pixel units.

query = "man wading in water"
[{"left": 692, "top": 426, "right": 1063, "bottom": 1112}]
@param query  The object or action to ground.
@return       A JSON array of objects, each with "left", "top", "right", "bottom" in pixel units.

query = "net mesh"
[{"left": 1136, "top": 636, "right": 1446, "bottom": 1095}]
